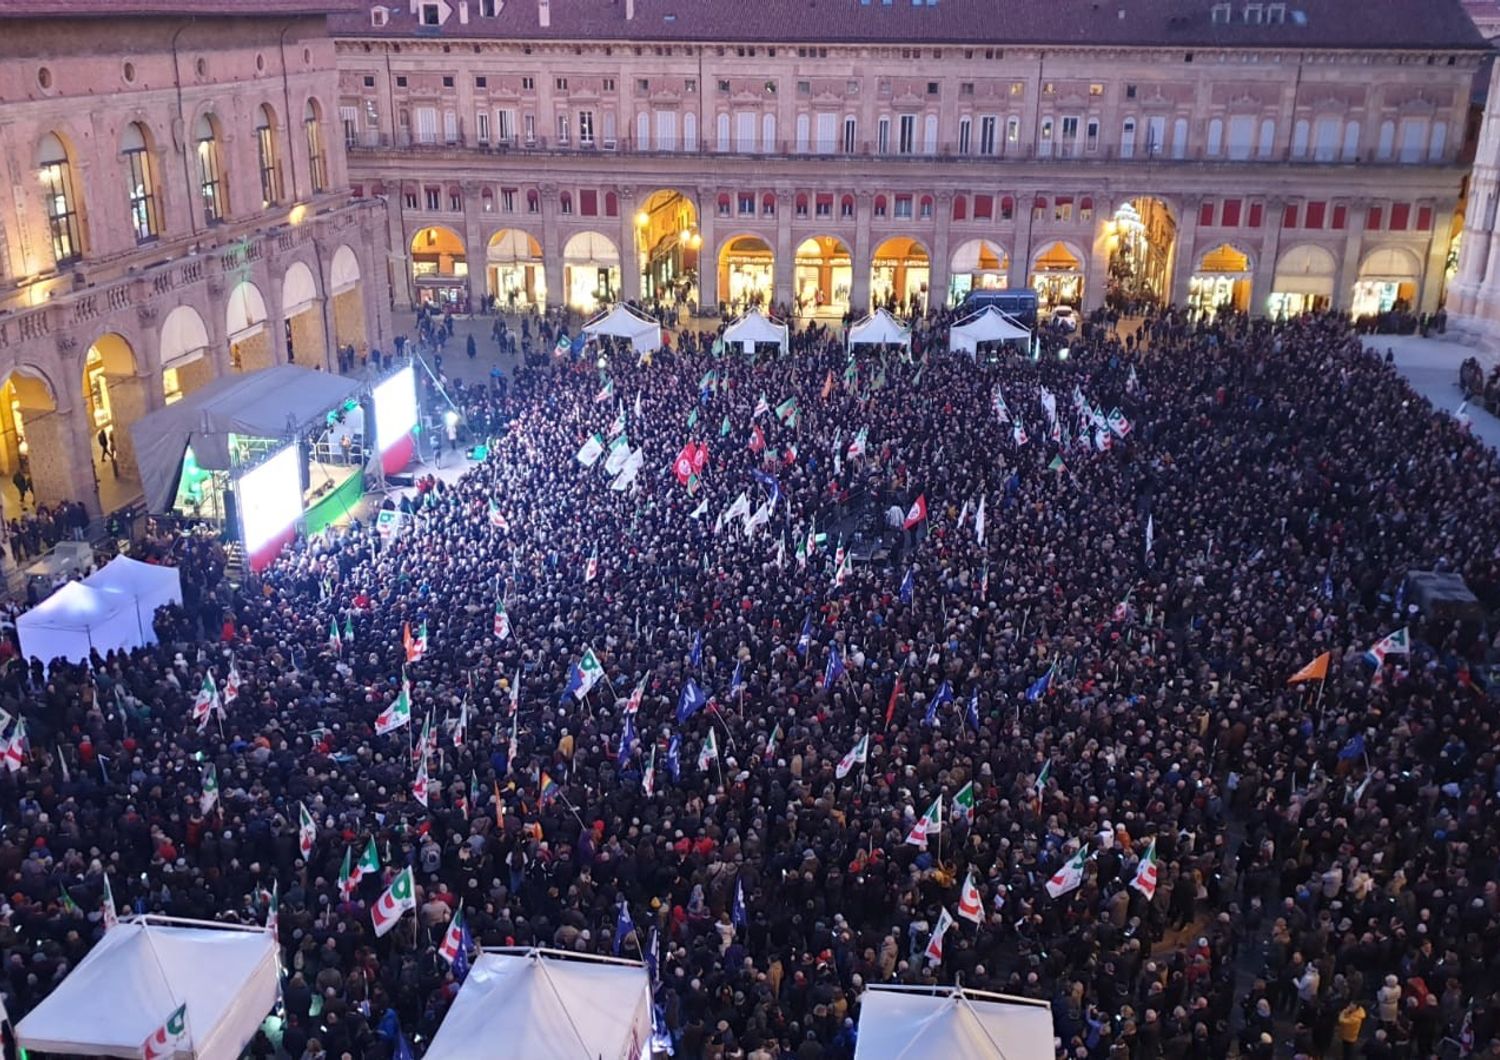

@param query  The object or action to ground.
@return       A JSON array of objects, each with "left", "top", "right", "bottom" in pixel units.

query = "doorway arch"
[
  {"left": 718, "top": 234, "right": 774, "bottom": 312},
  {"left": 0, "top": 366, "right": 59, "bottom": 515},
  {"left": 637, "top": 189, "right": 700, "bottom": 306},
  {"left": 1189, "top": 243, "right": 1253, "bottom": 313},
  {"left": 410, "top": 225, "right": 467, "bottom": 309},
  {"left": 281, "top": 260, "right": 325, "bottom": 367},
  {"left": 1352, "top": 245, "right": 1422, "bottom": 317},
  {"left": 1106, "top": 197, "right": 1177, "bottom": 309},
  {"left": 160, "top": 305, "right": 212, "bottom": 404},
  {"left": 328, "top": 244, "right": 366, "bottom": 353},
  {"left": 227, "top": 279, "right": 271, "bottom": 373},
  {"left": 83, "top": 332, "right": 144, "bottom": 486},
  {"left": 794, "top": 236, "right": 853, "bottom": 317},
  {"left": 949, "top": 238, "right": 1010, "bottom": 305},
  {"left": 562, "top": 231, "right": 622, "bottom": 312},
  {"left": 487, "top": 229, "right": 545, "bottom": 309},
  {"left": 1030, "top": 241, "right": 1087, "bottom": 310},
  {"left": 870, "top": 237, "right": 930, "bottom": 313}
]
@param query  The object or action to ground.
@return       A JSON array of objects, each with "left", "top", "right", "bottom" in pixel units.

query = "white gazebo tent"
[
  {"left": 424, "top": 948, "right": 651, "bottom": 1060},
  {"left": 582, "top": 304, "right": 663, "bottom": 353},
  {"left": 847, "top": 308, "right": 912, "bottom": 350},
  {"left": 16, "top": 580, "right": 144, "bottom": 666},
  {"left": 16, "top": 917, "right": 279, "bottom": 1060},
  {"left": 949, "top": 306, "right": 1032, "bottom": 355},
  {"left": 854, "top": 985, "right": 1055, "bottom": 1060},
  {"left": 723, "top": 309, "right": 790, "bottom": 354},
  {"left": 84, "top": 555, "right": 184, "bottom": 645}
]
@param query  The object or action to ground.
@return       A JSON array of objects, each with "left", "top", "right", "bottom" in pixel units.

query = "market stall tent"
[
  {"left": 83, "top": 555, "right": 183, "bottom": 644},
  {"left": 847, "top": 308, "right": 912, "bottom": 349},
  {"left": 582, "top": 304, "right": 663, "bottom": 353},
  {"left": 16, "top": 580, "right": 143, "bottom": 666},
  {"left": 423, "top": 948, "right": 651, "bottom": 1060},
  {"left": 15, "top": 917, "right": 279, "bottom": 1060},
  {"left": 949, "top": 306, "right": 1032, "bottom": 354},
  {"left": 723, "top": 309, "right": 790, "bottom": 354},
  {"left": 854, "top": 985, "right": 1055, "bottom": 1060}
]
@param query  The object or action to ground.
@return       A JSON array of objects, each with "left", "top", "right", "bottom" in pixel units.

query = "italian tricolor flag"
[
  {"left": 904, "top": 796, "right": 942, "bottom": 847},
  {"left": 375, "top": 679, "right": 412, "bottom": 735},
  {"left": 371, "top": 866, "right": 416, "bottom": 937},
  {"left": 1045, "top": 845, "right": 1088, "bottom": 899},
  {"left": 1130, "top": 838, "right": 1159, "bottom": 900},
  {"left": 494, "top": 601, "right": 511, "bottom": 640}
]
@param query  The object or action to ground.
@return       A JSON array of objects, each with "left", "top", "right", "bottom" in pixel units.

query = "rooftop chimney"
[{"left": 539, "top": 0, "right": 550, "bottom": 27}]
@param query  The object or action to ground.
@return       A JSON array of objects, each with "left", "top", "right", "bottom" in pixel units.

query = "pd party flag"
[
  {"left": 564, "top": 648, "right": 605, "bottom": 701},
  {"left": 199, "top": 763, "right": 219, "bottom": 815},
  {"left": 141, "top": 1003, "right": 189, "bottom": 1060},
  {"left": 298, "top": 802, "right": 317, "bottom": 859},
  {"left": 903, "top": 494, "right": 927, "bottom": 529},
  {"left": 905, "top": 796, "right": 942, "bottom": 847},
  {"left": 102, "top": 872, "right": 120, "bottom": 931},
  {"left": 371, "top": 866, "right": 416, "bottom": 937},
  {"left": 439, "top": 904, "right": 470, "bottom": 967},
  {"left": 376, "top": 679, "right": 413, "bottom": 735},
  {"left": 924, "top": 907, "right": 955, "bottom": 963},
  {"left": 1045, "top": 846, "right": 1088, "bottom": 898},
  {"left": 1287, "top": 651, "right": 1330, "bottom": 684},
  {"left": 957, "top": 869, "right": 984, "bottom": 924},
  {"left": 835, "top": 734, "right": 868, "bottom": 779},
  {"left": 493, "top": 601, "right": 511, "bottom": 640},
  {"left": 1364, "top": 627, "right": 1410, "bottom": 668},
  {"left": 952, "top": 780, "right": 976, "bottom": 820},
  {"left": 697, "top": 728, "right": 718, "bottom": 770},
  {"left": 1130, "top": 838, "right": 1159, "bottom": 900},
  {"left": 350, "top": 837, "right": 380, "bottom": 888}
]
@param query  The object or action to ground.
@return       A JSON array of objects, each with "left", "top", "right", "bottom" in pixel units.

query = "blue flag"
[
  {"left": 966, "top": 687, "right": 981, "bottom": 732},
  {"left": 1322, "top": 573, "right": 1335, "bottom": 601},
  {"left": 646, "top": 927, "right": 661, "bottom": 984},
  {"left": 452, "top": 921, "right": 474, "bottom": 982},
  {"left": 796, "top": 613, "right": 813, "bottom": 657},
  {"left": 899, "top": 567, "right": 914, "bottom": 605},
  {"left": 613, "top": 901, "right": 635, "bottom": 956},
  {"left": 823, "top": 645, "right": 846, "bottom": 690},
  {"left": 732, "top": 877, "right": 748, "bottom": 930},
  {"left": 676, "top": 679, "right": 707, "bottom": 724},
  {"left": 617, "top": 713, "right": 638, "bottom": 760},
  {"left": 377, "top": 1009, "right": 401, "bottom": 1043},
  {"left": 751, "top": 468, "right": 782, "bottom": 509},
  {"left": 729, "top": 660, "right": 745, "bottom": 695},
  {"left": 666, "top": 734, "right": 682, "bottom": 782},
  {"left": 690, "top": 630, "right": 703, "bottom": 668},
  {"left": 923, "top": 681, "right": 954, "bottom": 725},
  {"left": 1025, "top": 665, "right": 1053, "bottom": 702},
  {"left": 394, "top": 1031, "right": 414, "bottom": 1060},
  {"left": 1338, "top": 733, "right": 1365, "bottom": 761}
]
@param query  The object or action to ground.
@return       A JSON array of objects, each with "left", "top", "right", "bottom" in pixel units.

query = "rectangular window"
[
  {"left": 1054, "top": 198, "right": 1073, "bottom": 222},
  {"left": 556, "top": 114, "right": 570, "bottom": 145},
  {"left": 416, "top": 106, "right": 438, "bottom": 144},
  {"left": 1305, "top": 201, "right": 1326, "bottom": 229},
  {"left": 403, "top": 191, "right": 417, "bottom": 210},
  {"left": 974, "top": 195, "right": 993, "bottom": 220},
  {"left": 1086, "top": 118, "right": 1099, "bottom": 153},
  {"left": 1331, "top": 204, "right": 1347, "bottom": 229},
  {"left": 815, "top": 112, "right": 837, "bottom": 153},
  {"left": 1221, "top": 199, "right": 1241, "bottom": 227},
  {"left": 197, "top": 135, "right": 224, "bottom": 225},
  {"left": 523, "top": 114, "right": 535, "bottom": 144},
  {"left": 1417, "top": 205, "right": 1433, "bottom": 230},
  {"left": 425, "top": 188, "right": 440, "bottom": 210},
  {"left": 878, "top": 117, "right": 891, "bottom": 153},
  {"left": 894, "top": 195, "right": 912, "bottom": 218},
  {"left": 816, "top": 194, "right": 832, "bottom": 217},
  {"left": 476, "top": 111, "right": 490, "bottom": 143},
  {"left": 1367, "top": 206, "right": 1382, "bottom": 230},
  {"left": 739, "top": 194, "right": 754, "bottom": 215},
  {"left": 1247, "top": 201, "right": 1263, "bottom": 227},
  {"left": 1282, "top": 203, "right": 1298, "bottom": 229},
  {"left": 979, "top": 116, "right": 997, "bottom": 155},
  {"left": 1146, "top": 115, "right": 1166, "bottom": 156},
  {"left": 556, "top": 77, "right": 568, "bottom": 91},
  {"left": 442, "top": 111, "right": 458, "bottom": 144},
  {"left": 521, "top": 77, "right": 534, "bottom": 91},
  {"left": 421, "top": 3, "right": 440, "bottom": 24},
  {"left": 340, "top": 106, "right": 360, "bottom": 147},
  {"left": 898, "top": 114, "right": 915, "bottom": 154},
  {"left": 501, "top": 188, "right": 516, "bottom": 212},
  {"left": 1199, "top": 201, "right": 1215, "bottom": 227},
  {"left": 498, "top": 109, "right": 515, "bottom": 142},
  {"left": 1227, "top": 115, "right": 1255, "bottom": 160},
  {"left": 842, "top": 117, "right": 857, "bottom": 153},
  {"left": 1005, "top": 116, "right": 1020, "bottom": 147},
  {"left": 580, "top": 190, "right": 598, "bottom": 216},
  {"left": 448, "top": 191, "right": 461, "bottom": 211},
  {"left": 579, "top": 111, "right": 595, "bottom": 146},
  {"left": 1390, "top": 203, "right": 1410, "bottom": 230},
  {"left": 958, "top": 117, "right": 972, "bottom": 155}
]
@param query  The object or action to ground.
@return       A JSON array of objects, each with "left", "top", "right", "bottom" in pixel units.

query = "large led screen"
[
  {"left": 374, "top": 365, "right": 418, "bottom": 451},
  {"left": 238, "top": 444, "right": 303, "bottom": 553}
]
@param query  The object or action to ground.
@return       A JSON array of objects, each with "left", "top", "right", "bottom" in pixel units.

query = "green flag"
[
  {"left": 687, "top": 407, "right": 699, "bottom": 429},
  {"left": 720, "top": 415, "right": 731, "bottom": 437}
]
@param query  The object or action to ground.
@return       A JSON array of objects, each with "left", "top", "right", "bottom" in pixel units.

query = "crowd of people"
[{"left": 1, "top": 306, "right": 1499, "bottom": 1060}]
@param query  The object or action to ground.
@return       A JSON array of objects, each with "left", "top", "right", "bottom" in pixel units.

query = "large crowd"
[{"left": 1, "top": 306, "right": 1499, "bottom": 1060}]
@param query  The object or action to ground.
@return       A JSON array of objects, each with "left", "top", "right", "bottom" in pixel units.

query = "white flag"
[
  {"left": 974, "top": 495, "right": 986, "bottom": 546},
  {"left": 1145, "top": 515, "right": 1155, "bottom": 557},
  {"left": 1045, "top": 845, "right": 1088, "bottom": 898}
]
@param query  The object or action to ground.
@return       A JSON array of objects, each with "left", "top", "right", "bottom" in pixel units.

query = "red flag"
[
  {"left": 903, "top": 494, "right": 928, "bottom": 530},
  {"left": 749, "top": 425, "right": 766, "bottom": 453},
  {"left": 885, "top": 673, "right": 904, "bottom": 728},
  {"left": 691, "top": 442, "right": 709, "bottom": 475},
  {"left": 673, "top": 444, "right": 695, "bottom": 486}
]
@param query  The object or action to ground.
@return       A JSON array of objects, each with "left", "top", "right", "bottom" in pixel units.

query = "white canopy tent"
[
  {"left": 854, "top": 985, "right": 1055, "bottom": 1060},
  {"left": 582, "top": 304, "right": 663, "bottom": 354},
  {"left": 847, "top": 308, "right": 912, "bottom": 349},
  {"left": 723, "top": 309, "right": 789, "bottom": 355},
  {"left": 16, "top": 581, "right": 143, "bottom": 666},
  {"left": 424, "top": 948, "right": 651, "bottom": 1060},
  {"left": 15, "top": 917, "right": 279, "bottom": 1060},
  {"left": 949, "top": 306, "right": 1032, "bottom": 354},
  {"left": 83, "top": 555, "right": 184, "bottom": 645}
]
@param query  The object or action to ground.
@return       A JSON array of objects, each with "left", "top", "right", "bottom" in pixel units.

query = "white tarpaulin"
[
  {"left": 854, "top": 986, "right": 1054, "bottom": 1060},
  {"left": 949, "top": 306, "right": 1032, "bottom": 354},
  {"left": 582, "top": 304, "right": 662, "bottom": 354},
  {"left": 16, "top": 581, "right": 143, "bottom": 666},
  {"left": 723, "top": 310, "right": 789, "bottom": 355},
  {"left": 424, "top": 948, "right": 651, "bottom": 1060},
  {"left": 16, "top": 917, "right": 279, "bottom": 1060},
  {"left": 847, "top": 308, "right": 912, "bottom": 349},
  {"left": 83, "top": 555, "right": 183, "bottom": 645}
]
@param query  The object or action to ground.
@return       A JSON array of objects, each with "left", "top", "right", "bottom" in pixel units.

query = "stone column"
[
  {"left": 288, "top": 300, "right": 329, "bottom": 369},
  {"left": 773, "top": 187, "right": 794, "bottom": 310},
  {"left": 1169, "top": 195, "right": 1201, "bottom": 307},
  {"left": 103, "top": 372, "right": 150, "bottom": 482},
  {"left": 930, "top": 192, "right": 954, "bottom": 308},
  {"left": 1333, "top": 207, "right": 1367, "bottom": 313},
  {"left": 696, "top": 186, "right": 718, "bottom": 310},
  {"left": 1251, "top": 197, "right": 1285, "bottom": 313},
  {"left": 1084, "top": 194, "right": 1112, "bottom": 314},
  {"left": 1009, "top": 190, "right": 1035, "bottom": 292},
  {"left": 27, "top": 403, "right": 99, "bottom": 515},
  {"left": 540, "top": 184, "right": 564, "bottom": 312},
  {"left": 462, "top": 181, "right": 486, "bottom": 311},
  {"left": 1419, "top": 208, "right": 1454, "bottom": 314},
  {"left": 850, "top": 190, "right": 874, "bottom": 313},
  {"left": 616, "top": 186, "right": 641, "bottom": 303}
]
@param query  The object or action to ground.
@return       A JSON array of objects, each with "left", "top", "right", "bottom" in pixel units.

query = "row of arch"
[{"left": 0, "top": 245, "right": 366, "bottom": 516}]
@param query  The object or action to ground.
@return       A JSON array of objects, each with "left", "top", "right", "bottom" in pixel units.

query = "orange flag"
[
  {"left": 1287, "top": 651, "right": 1330, "bottom": 684},
  {"left": 822, "top": 371, "right": 835, "bottom": 400}
]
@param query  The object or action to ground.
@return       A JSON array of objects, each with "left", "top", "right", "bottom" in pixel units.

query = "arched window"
[
  {"left": 526, "top": 189, "right": 540, "bottom": 214},
  {"left": 1080, "top": 196, "right": 1094, "bottom": 221},
  {"left": 840, "top": 195, "right": 854, "bottom": 219},
  {"left": 38, "top": 132, "right": 83, "bottom": 264},
  {"left": 795, "top": 192, "right": 809, "bottom": 217},
  {"left": 1120, "top": 117, "right": 1137, "bottom": 159},
  {"left": 1341, "top": 121, "right": 1360, "bottom": 162},
  {"left": 1257, "top": 118, "right": 1276, "bottom": 159},
  {"left": 952, "top": 195, "right": 967, "bottom": 221},
  {"left": 121, "top": 122, "right": 160, "bottom": 243},
  {"left": 922, "top": 114, "right": 938, "bottom": 155},
  {"left": 1429, "top": 121, "right": 1448, "bottom": 161},
  {"left": 256, "top": 104, "right": 283, "bottom": 207},
  {"left": 560, "top": 191, "right": 573, "bottom": 215},
  {"left": 919, "top": 194, "right": 933, "bottom": 219},
  {"left": 1000, "top": 195, "right": 1014, "bottom": 220},
  {"left": 873, "top": 194, "right": 887, "bottom": 217},
  {"left": 761, "top": 192, "right": 775, "bottom": 216},
  {"left": 481, "top": 188, "right": 495, "bottom": 213},
  {"left": 305, "top": 99, "right": 327, "bottom": 193},
  {"left": 195, "top": 113, "right": 226, "bottom": 224},
  {"left": 1206, "top": 118, "right": 1223, "bottom": 157},
  {"left": 717, "top": 193, "right": 731, "bottom": 216},
  {"left": 1291, "top": 119, "right": 1310, "bottom": 159},
  {"left": 1171, "top": 117, "right": 1188, "bottom": 159},
  {"left": 1377, "top": 120, "right": 1395, "bottom": 160}
]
